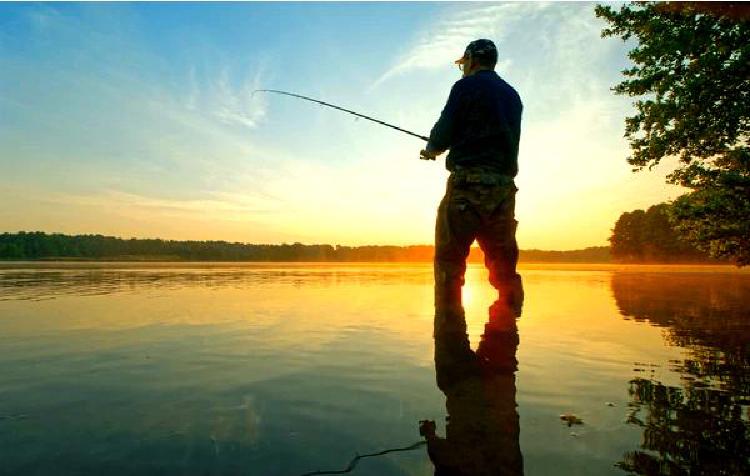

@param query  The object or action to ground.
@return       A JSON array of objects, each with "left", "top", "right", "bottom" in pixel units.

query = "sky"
[{"left": 0, "top": 2, "right": 684, "bottom": 250}]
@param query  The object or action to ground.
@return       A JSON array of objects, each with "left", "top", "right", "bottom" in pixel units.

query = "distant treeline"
[
  {"left": 610, "top": 204, "right": 715, "bottom": 263},
  {"left": 519, "top": 246, "right": 611, "bottom": 263},
  {"left": 0, "top": 232, "right": 612, "bottom": 263}
]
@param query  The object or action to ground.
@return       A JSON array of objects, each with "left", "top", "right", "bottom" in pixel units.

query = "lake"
[{"left": 1, "top": 262, "right": 748, "bottom": 475}]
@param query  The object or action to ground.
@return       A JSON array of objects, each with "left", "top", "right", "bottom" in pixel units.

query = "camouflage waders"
[{"left": 434, "top": 166, "right": 522, "bottom": 335}]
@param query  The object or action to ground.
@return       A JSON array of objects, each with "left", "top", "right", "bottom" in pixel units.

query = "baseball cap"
[{"left": 454, "top": 39, "right": 498, "bottom": 64}]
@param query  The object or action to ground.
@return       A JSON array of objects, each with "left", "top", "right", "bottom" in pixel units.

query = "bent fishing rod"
[{"left": 253, "top": 89, "right": 430, "bottom": 142}]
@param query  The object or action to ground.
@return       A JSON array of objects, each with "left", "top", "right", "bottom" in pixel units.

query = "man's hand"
[
  {"left": 419, "top": 419, "right": 437, "bottom": 438},
  {"left": 419, "top": 149, "right": 443, "bottom": 161}
]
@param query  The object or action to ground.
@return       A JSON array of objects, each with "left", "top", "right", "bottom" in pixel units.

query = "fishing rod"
[{"left": 253, "top": 89, "right": 430, "bottom": 142}]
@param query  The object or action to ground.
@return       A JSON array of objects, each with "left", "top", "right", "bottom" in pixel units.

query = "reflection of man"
[
  {"left": 420, "top": 300, "right": 523, "bottom": 475},
  {"left": 420, "top": 39, "right": 523, "bottom": 326}
]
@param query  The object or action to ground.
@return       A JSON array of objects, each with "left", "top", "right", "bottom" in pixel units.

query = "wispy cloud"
[
  {"left": 370, "top": 2, "right": 548, "bottom": 90},
  {"left": 1, "top": 4, "right": 280, "bottom": 225},
  {"left": 24, "top": 4, "right": 62, "bottom": 30},
  {"left": 55, "top": 189, "right": 282, "bottom": 222},
  {"left": 212, "top": 64, "right": 269, "bottom": 129},
  {"left": 183, "top": 59, "right": 269, "bottom": 131}
]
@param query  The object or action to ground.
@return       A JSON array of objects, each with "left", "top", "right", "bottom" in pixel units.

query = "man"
[{"left": 420, "top": 39, "right": 523, "bottom": 333}]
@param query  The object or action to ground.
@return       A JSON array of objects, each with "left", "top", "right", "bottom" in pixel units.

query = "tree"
[
  {"left": 610, "top": 209, "right": 646, "bottom": 260},
  {"left": 609, "top": 204, "right": 708, "bottom": 262},
  {"left": 596, "top": 2, "right": 750, "bottom": 264}
]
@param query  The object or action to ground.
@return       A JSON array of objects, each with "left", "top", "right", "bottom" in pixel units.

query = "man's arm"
[{"left": 420, "top": 82, "right": 461, "bottom": 160}]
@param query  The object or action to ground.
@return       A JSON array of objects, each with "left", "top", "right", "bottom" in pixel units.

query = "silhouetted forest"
[
  {"left": 609, "top": 204, "right": 714, "bottom": 263},
  {"left": 0, "top": 232, "right": 611, "bottom": 263}
]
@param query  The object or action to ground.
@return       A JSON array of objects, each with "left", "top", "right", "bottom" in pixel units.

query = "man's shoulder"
[
  {"left": 457, "top": 71, "right": 517, "bottom": 90},
  {"left": 495, "top": 75, "right": 522, "bottom": 106},
  {"left": 494, "top": 74, "right": 518, "bottom": 92},
  {"left": 449, "top": 74, "right": 492, "bottom": 97},
  {"left": 450, "top": 76, "right": 471, "bottom": 92},
  {"left": 450, "top": 73, "right": 522, "bottom": 106}
]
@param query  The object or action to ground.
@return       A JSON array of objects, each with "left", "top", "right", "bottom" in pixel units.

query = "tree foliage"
[
  {"left": 596, "top": 2, "right": 750, "bottom": 264},
  {"left": 610, "top": 203, "right": 710, "bottom": 262}
]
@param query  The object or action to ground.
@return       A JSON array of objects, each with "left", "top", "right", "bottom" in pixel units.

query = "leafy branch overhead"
[
  {"left": 596, "top": 2, "right": 750, "bottom": 265},
  {"left": 595, "top": 2, "right": 749, "bottom": 177}
]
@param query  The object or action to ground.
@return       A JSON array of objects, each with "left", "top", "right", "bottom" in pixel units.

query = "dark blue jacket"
[{"left": 426, "top": 70, "right": 522, "bottom": 176}]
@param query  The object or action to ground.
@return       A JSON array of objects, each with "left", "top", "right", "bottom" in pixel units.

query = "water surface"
[{"left": 1, "top": 262, "right": 748, "bottom": 475}]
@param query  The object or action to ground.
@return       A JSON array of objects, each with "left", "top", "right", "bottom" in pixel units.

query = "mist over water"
[{"left": 1, "top": 263, "right": 748, "bottom": 475}]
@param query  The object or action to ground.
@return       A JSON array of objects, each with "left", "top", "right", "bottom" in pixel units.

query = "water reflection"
[
  {"left": 4, "top": 263, "right": 750, "bottom": 475},
  {"left": 612, "top": 273, "right": 750, "bottom": 475},
  {"left": 0, "top": 263, "right": 433, "bottom": 301},
  {"left": 422, "top": 298, "right": 523, "bottom": 475}
]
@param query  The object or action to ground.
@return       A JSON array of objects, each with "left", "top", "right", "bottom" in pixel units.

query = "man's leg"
[
  {"left": 434, "top": 183, "right": 478, "bottom": 335},
  {"left": 476, "top": 192, "right": 524, "bottom": 315}
]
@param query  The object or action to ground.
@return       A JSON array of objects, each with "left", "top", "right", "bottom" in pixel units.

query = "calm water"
[{"left": 1, "top": 262, "right": 748, "bottom": 475}]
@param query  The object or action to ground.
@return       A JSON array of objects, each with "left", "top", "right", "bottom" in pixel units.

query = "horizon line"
[{"left": 2, "top": 230, "right": 610, "bottom": 253}]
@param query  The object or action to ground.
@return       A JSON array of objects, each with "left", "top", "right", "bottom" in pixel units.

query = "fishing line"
[{"left": 296, "top": 440, "right": 427, "bottom": 476}]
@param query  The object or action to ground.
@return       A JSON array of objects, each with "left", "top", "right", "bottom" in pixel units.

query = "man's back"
[{"left": 428, "top": 70, "right": 522, "bottom": 176}]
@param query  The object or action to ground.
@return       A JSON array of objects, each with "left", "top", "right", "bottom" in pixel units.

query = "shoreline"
[{"left": 0, "top": 260, "right": 745, "bottom": 273}]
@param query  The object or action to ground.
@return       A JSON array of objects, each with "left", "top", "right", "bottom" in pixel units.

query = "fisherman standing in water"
[{"left": 420, "top": 39, "right": 523, "bottom": 334}]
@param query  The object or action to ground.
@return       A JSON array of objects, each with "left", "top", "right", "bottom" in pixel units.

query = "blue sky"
[{"left": 0, "top": 2, "right": 682, "bottom": 248}]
